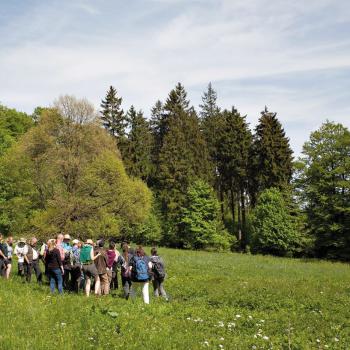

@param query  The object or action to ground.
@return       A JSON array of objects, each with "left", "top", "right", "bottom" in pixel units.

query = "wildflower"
[
  {"left": 316, "top": 339, "right": 320, "bottom": 343},
  {"left": 235, "top": 314, "right": 241, "bottom": 318},
  {"left": 217, "top": 321, "right": 225, "bottom": 327},
  {"left": 220, "top": 337, "right": 224, "bottom": 341},
  {"left": 248, "top": 315, "right": 253, "bottom": 320},
  {"left": 263, "top": 336, "right": 269, "bottom": 340},
  {"left": 252, "top": 346, "right": 257, "bottom": 350},
  {"left": 186, "top": 317, "right": 191, "bottom": 320},
  {"left": 334, "top": 337, "right": 339, "bottom": 342},
  {"left": 219, "top": 345, "right": 224, "bottom": 349},
  {"left": 203, "top": 341, "right": 209, "bottom": 346},
  {"left": 60, "top": 322, "right": 66, "bottom": 327},
  {"left": 260, "top": 320, "right": 265, "bottom": 323}
]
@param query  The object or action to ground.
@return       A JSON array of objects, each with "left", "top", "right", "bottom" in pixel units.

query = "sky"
[{"left": 0, "top": 0, "right": 350, "bottom": 155}]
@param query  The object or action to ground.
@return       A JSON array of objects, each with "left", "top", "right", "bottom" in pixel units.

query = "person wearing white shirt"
[
  {"left": 24, "top": 237, "right": 42, "bottom": 284},
  {"left": 14, "top": 238, "right": 28, "bottom": 277}
]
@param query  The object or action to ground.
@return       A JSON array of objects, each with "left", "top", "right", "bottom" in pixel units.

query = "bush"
[
  {"left": 179, "top": 180, "right": 233, "bottom": 250},
  {"left": 250, "top": 188, "right": 303, "bottom": 256}
]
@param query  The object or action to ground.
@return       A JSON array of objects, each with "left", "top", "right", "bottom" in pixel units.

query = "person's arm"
[
  {"left": 0, "top": 247, "right": 5, "bottom": 259},
  {"left": 56, "top": 249, "right": 64, "bottom": 274},
  {"left": 23, "top": 246, "right": 29, "bottom": 264},
  {"left": 90, "top": 248, "right": 101, "bottom": 261}
]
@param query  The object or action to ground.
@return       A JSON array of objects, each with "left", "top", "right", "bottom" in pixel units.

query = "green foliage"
[
  {"left": 179, "top": 180, "right": 233, "bottom": 250},
  {"left": 123, "top": 106, "right": 153, "bottom": 183},
  {"left": 156, "top": 84, "right": 211, "bottom": 243},
  {"left": 250, "top": 107, "right": 293, "bottom": 205},
  {"left": 1, "top": 249, "right": 350, "bottom": 349},
  {"left": 0, "top": 108, "right": 151, "bottom": 240},
  {"left": 296, "top": 121, "right": 350, "bottom": 260},
  {"left": 0, "top": 104, "right": 34, "bottom": 156},
  {"left": 100, "top": 86, "right": 127, "bottom": 140},
  {"left": 250, "top": 188, "right": 304, "bottom": 256}
]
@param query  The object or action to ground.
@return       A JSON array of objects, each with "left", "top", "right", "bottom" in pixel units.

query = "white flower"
[
  {"left": 235, "top": 314, "right": 241, "bottom": 318},
  {"left": 263, "top": 336, "right": 269, "bottom": 341},
  {"left": 334, "top": 337, "right": 339, "bottom": 342},
  {"left": 219, "top": 345, "right": 224, "bottom": 349},
  {"left": 253, "top": 335, "right": 257, "bottom": 339},
  {"left": 187, "top": 317, "right": 191, "bottom": 320},
  {"left": 220, "top": 337, "right": 224, "bottom": 341},
  {"left": 324, "top": 345, "right": 329, "bottom": 348},
  {"left": 217, "top": 321, "right": 225, "bottom": 327},
  {"left": 248, "top": 315, "right": 253, "bottom": 320},
  {"left": 252, "top": 346, "right": 257, "bottom": 350},
  {"left": 260, "top": 319, "right": 265, "bottom": 323},
  {"left": 203, "top": 341, "right": 209, "bottom": 346},
  {"left": 316, "top": 339, "right": 320, "bottom": 343},
  {"left": 60, "top": 322, "right": 66, "bottom": 327}
]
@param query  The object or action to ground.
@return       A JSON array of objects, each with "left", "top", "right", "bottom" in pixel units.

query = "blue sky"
[{"left": 1, "top": 0, "right": 350, "bottom": 155}]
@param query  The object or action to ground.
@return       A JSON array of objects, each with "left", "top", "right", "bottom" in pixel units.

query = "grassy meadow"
[{"left": 0, "top": 248, "right": 349, "bottom": 349}]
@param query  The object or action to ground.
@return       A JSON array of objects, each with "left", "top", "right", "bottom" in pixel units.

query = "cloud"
[{"left": 0, "top": 0, "right": 349, "bottom": 155}]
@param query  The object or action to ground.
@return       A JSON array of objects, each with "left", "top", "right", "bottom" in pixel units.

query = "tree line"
[{"left": 0, "top": 83, "right": 349, "bottom": 260}]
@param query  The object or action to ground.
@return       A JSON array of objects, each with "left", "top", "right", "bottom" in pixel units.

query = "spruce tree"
[
  {"left": 100, "top": 86, "right": 127, "bottom": 140},
  {"left": 249, "top": 107, "right": 293, "bottom": 206},
  {"left": 199, "top": 83, "right": 223, "bottom": 217},
  {"left": 216, "top": 107, "right": 252, "bottom": 246},
  {"left": 124, "top": 106, "right": 153, "bottom": 183},
  {"left": 156, "top": 83, "right": 210, "bottom": 245}
]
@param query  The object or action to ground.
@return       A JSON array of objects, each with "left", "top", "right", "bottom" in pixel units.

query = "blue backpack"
[{"left": 132, "top": 256, "right": 149, "bottom": 281}]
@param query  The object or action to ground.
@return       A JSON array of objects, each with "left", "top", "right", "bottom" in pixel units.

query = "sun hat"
[
  {"left": 19, "top": 238, "right": 26, "bottom": 243},
  {"left": 64, "top": 234, "right": 71, "bottom": 240},
  {"left": 72, "top": 239, "right": 79, "bottom": 245},
  {"left": 86, "top": 239, "right": 94, "bottom": 245}
]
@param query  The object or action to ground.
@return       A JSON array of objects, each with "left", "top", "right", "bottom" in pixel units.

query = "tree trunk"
[
  {"left": 237, "top": 195, "right": 242, "bottom": 243},
  {"left": 219, "top": 183, "right": 225, "bottom": 223},
  {"left": 241, "top": 189, "right": 246, "bottom": 249},
  {"left": 230, "top": 188, "right": 235, "bottom": 232}
]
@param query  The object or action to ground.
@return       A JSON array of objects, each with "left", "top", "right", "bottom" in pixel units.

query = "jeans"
[
  {"left": 48, "top": 268, "right": 63, "bottom": 294},
  {"left": 152, "top": 278, "right": 167, "bottom": 299},
  {"left": 25, "top": 260, "right": 42, "bottom": 283}
]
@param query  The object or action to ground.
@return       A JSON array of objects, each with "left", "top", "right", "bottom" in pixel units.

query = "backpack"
[
  {"left": 80, "top": 245, "right": 92, "bottom": 264},
  {"left": 132, "top": 256, "right": 149, "bottom": 281},
  {"left": 151, "top": 256, "right": 166, "bottom": 279}
]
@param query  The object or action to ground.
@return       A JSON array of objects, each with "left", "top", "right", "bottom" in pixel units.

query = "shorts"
[{"left": 82, "top": 263, "right": 98, "bottom": 278}]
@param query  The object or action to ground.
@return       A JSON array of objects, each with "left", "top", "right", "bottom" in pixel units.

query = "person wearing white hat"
[{"left": 14, "top": 238, "right": 28, "bottom": 278}]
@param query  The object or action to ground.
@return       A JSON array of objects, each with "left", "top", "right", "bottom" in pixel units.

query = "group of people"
[{"left": 0, "top": 233, "right": 168, "bottom": 304}]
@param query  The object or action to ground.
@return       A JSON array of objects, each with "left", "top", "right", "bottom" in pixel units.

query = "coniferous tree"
[
  {"left": 156, "top": 83, "right": 210, "bottom": 245},
  {"left": 216, "top": 107, "right": 252, "bottom": 247},
  {"left": 249, "top": 107, "right": 293, "bottom": 206},
  {"left": 100, "top": 86, "right": 127, "bottom": 141},
  {"left": 199, "top": 83, "right": 223, "bottom": 215},
  {"left": 124, "top": 106, "right": 153, "bottom": 183}
]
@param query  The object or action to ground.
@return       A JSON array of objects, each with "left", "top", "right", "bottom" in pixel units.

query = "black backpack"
[{"left": 151, "top": 256, "right": 165, "bottom": 279}]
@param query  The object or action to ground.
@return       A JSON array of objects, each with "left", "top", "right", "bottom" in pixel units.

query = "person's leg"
[
  {"left": 49, "top": 270, "right": 55, "bottom": 293},
  {"left": 33, "top": 260, "right": 42, "bottom": 284},
  {"left": 5, "top": 262, "right": 12, "bottom": 279},
  {"left": 25, "top": 263, "right": 32, "bottom": 283},
  {"left": 152, "top": 279, "right": 159, "bottom": 297},
  {"left": 116, "top": 273, "right": 120, "bottom": 290},
  {"left": 159, "top": 279, "right": 168, "bottom": 299},
  {"left": 94, "top": 275, "right": 101, "bottom": 295},
  {"left": 55, "top": 269, "right": 63, "bottom": 294},
  {"left": 142, "top": 282, "right": 150, "bottom": 304},
  {"left": 101, "top": 273, "right": 109, "bottom": 295},
  {"left": 18, "top": 262, "right": 24, "bottom": 278}
]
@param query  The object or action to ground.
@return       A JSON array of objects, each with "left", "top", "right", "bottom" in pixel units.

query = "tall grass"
[{"left": 0, "top": 248, "right": 349, "bottom": 349}]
